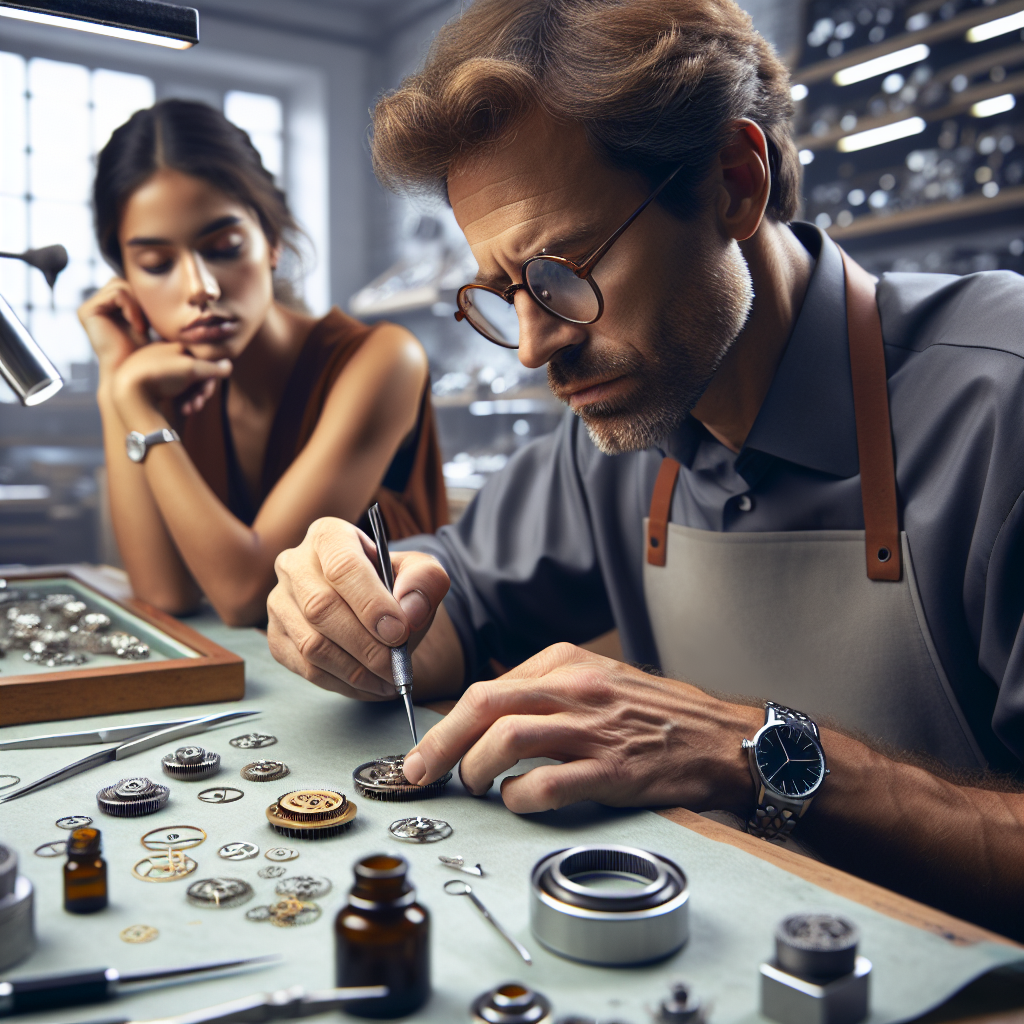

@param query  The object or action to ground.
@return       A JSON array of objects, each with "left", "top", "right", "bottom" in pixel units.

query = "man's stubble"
[{"left": 549, "top": 232, "right": 755, "bottom": 455}]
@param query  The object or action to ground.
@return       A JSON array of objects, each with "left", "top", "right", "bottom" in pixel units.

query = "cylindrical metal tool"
[
  {"left": 0, "top": 844, "right": 35, "bottom": 971},
  {"left": 0, "top": 292, "right": 62, "bottom": 406},
  {"left": 529, "top": 845, "right": 689, "bottom": 966},
  {"left": 471, "top": 982, "right": 553, "bottom": 1024}
]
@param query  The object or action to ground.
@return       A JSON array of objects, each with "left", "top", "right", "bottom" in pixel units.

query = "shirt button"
[{"left": 737, "top": 494, "right": 754, "bottom": 512}]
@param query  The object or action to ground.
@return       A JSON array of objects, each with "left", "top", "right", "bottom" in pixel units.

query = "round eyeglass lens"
[
  {"left": 524, "top": 258, "right": 600, "bottom": 323},
  {"left": 459, "top": 287, "right": 520, "bottom": 348}
]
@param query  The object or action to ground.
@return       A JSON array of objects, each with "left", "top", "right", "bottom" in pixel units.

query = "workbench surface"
[{"left": 1, "top": 606, "right": 1021, "bottom": 1024}]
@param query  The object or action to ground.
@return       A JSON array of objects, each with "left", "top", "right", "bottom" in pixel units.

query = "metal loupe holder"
[{"left": 0, "top": 245, "right": 67, "bottom": 406}]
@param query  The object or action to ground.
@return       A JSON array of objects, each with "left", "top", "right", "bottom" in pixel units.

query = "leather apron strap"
[
  {"left": 646, "top": 249, "right": 901, "bottom": 581},
  {"left": 840, "top": 248, "right": 901, "bottom": 581}
]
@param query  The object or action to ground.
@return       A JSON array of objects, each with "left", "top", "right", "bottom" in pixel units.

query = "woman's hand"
[
  {"left": 111, "top": 341, "right": 233, "bottom": 426},
  {"left": 78, "top": 278, "right": 150, "bottom": 374}
]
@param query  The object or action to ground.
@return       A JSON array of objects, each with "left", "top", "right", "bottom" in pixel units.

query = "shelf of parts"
[
  {"left": 791, "top": 0, "right": 1024, "bottom": 86},
  {"left": 823, "top": 184, "right": 1024, "bottom": 239}
]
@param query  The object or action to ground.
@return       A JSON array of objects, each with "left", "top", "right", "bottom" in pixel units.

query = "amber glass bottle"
[
  {"left": 335, "top": 854, "right": 430, "bottom": 1018},
  {"left": 63, "top": 828, "right": 107, "bottom": 914}
]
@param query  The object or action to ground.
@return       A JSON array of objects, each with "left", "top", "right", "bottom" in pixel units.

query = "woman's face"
[{"left": 118, "top": 168, "right": 276, "bottom": 361}]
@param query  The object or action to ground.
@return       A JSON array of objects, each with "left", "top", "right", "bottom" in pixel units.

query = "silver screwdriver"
[{"left": 367, "top": 502, "right": 418, "bottom": 747}]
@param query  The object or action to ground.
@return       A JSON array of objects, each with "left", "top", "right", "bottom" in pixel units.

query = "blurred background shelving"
[{"left": 0, "top": 0, "right": 1019, "bottom": 561}]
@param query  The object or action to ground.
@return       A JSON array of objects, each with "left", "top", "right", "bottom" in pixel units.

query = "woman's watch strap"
[{"left": 125, "top": 427, "right": 180, "bottom": 463}]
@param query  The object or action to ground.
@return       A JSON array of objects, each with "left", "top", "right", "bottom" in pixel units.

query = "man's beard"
[{"left": 548, "top": 236, "right": 754, "bottom": 455}]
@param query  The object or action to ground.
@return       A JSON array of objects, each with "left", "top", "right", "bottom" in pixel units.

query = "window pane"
[
  {"left": 0, "top": 52, "right": 26, "bottom": 198},
  {"left": 92, "top": 69, "right": 154, "bottom": 154},
  {"left": 0, "top": 196, "right": 27, "bottom": 315},
  {"left": 224, "top": 91, "right": 283, "bottom": 177},
  {"left": 30, "top": 307, "right": 91, "bottom": 375},
  {"left": 28, "top": 58, "right": 90, "bottom": 203}
]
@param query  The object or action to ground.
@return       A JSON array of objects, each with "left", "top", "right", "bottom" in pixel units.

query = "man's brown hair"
[{"left": 371, "top": 0, "right": 800, "bottom": 222}]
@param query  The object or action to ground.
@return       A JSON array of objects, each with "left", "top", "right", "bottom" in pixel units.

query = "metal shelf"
[
  {"left": 792, "top": 0, "right": 1024, "bottom": 85},
  {"left": 825, "top": 184, "right": 1024, "bottom": 240}
]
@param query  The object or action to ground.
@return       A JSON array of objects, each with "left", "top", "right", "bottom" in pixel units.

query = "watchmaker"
[{"left": 267, "top": 0, "right": 1024, "bottom": 939}]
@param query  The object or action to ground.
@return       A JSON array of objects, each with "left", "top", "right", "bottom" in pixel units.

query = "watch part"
[
  {"left": 389, "top": 816, "right": 452, "bottom": 843},
  {"left": 0, "top": 870, "right": 34, "bottom": 972},
  {"left": 274, "top": 875, "right": 332, "bottom": 900},
  {"left": 198, "top": 786, "right": 244, "bottom": 804},
  {"left": 761, "top": 956, "right": 872, "bottom": 1024},
  {"left": 230, "top": 732, "right": 277, "bottom": 749},
  {"left": 656, "top": 983, "right": 706, "bottom": 1024},
  {"left": 55, "top": 815, "right": 93, "bottom": 830},
  {"left": 97, "top": 777, "right": 170, "bottom": 817},
  {"left": 218, "top": 841, "right": 260, "bottom": 861},
  {"left": 132, "top": 851, "right": 198, "bottom": 882},
  {"left": 186, "top": 877, "right": 254, "bottom": 909},
  {"left": 0, "top": 844, "right": 15, "bottom": 897},
  {"left": 120, "top": 924, "right": 159, "bottom": 944},
  {"left": 530, "top": 845, "right": 689, "bottom": 966},
  {"left": 775, "top": 913, "right": 860, "bottom": 980},
  {"left": 352, "top": 755, "right": 452, "bottom": 801},
  {"left": 470, "top": 983, "right": 553, "bottom": 1024},
  {"left": 141, "top": 825, "right": 207, "bottom": 851},
  {"left": 264, "top": 847, "right": 300, "bottom": 862},
  {"left": 33, "top": 840, "right": 67, "bottom": 858},
  {"left": 246, "top": 897, "right": 321, "bottom": 927},
  {"left": 258, "top": 864, "right": 287, "bottom": 879},
  {"left": 0, "top": 776, "right": 20, "bottom": 791},
  {"left": 241, "top": 759, "right": 290, "bottom": 782},
  {"left": 162, "top": 746, "right": 221, "bottom": 781},
  {"left": 265, "top": 789, "right": 357, "bottom": 840},
  {"left": 439, "top": 854, "right": 483, "bottom": 876}
]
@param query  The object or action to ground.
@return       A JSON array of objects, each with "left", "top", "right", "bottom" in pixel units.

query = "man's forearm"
[{"left": 798, "top": 728, "right": 1024, "bottom": 939}]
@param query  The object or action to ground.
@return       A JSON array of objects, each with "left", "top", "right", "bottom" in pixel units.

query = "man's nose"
[
  {"left": 184, "top": 251, "right": 221, "bottom": 306},
  {"left": 515, "top": 290, "right": 585, "bottom": 369}
]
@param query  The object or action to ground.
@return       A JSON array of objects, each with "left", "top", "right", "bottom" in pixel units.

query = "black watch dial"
[{"left": 755, "top": 723, "right": 824, "bottom": 798}]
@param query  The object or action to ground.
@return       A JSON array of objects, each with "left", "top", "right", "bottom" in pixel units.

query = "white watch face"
[{"left": 126, "top": 431, "right": 147, "bottom": 463}]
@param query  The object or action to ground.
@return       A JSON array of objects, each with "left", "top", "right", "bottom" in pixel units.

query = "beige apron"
[{"left": 642, "top": 251, "right": 985, "bottom": 771}]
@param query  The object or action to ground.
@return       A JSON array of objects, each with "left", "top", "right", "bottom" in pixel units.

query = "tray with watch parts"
[{"left": 0, "top": 565, "right": 244, "bottom": 726}]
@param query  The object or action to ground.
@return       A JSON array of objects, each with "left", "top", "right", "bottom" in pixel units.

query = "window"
[
  {"left": 224, "top": 90, "right": 283, "bottom": 180},
  {"left": 0, "top": 53, "right": 154, "bottom": 387}
]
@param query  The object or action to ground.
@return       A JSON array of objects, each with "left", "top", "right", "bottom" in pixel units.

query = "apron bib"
[{"left": 641, "top": 250, "right": 985, "bottom": 771}]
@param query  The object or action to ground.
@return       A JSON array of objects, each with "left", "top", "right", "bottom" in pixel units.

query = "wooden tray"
[{"left": 0, "top": 566, "right": 244, "bottom": 726}]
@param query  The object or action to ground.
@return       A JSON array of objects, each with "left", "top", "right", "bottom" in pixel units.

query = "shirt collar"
[
  {"left": 662, "top": 223, "right": 859, "bottom": 479},
  {"left": 742, "top": 222, "right": 859, "bottom": 478}
]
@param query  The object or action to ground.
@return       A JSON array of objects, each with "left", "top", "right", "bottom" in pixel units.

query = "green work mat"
[{"left": 0, "top": 612, "right": 1020, "bottom": 1023}]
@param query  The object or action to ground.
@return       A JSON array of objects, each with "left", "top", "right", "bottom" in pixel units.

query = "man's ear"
[{"left": 715, "top": 120, "right": 771, "bottom": 242}]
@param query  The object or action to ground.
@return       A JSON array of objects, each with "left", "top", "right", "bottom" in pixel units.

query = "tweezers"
[
  {"left": 0, "top": 709, "right": 258, "bottom": 804},
  {"left": 0, "top": 715, "right": 237, "bottom": 751}
]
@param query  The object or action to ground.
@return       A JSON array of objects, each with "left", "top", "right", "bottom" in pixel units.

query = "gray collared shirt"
[{"left": 397, "top": 223, "right": 1024, "bottom": 770}]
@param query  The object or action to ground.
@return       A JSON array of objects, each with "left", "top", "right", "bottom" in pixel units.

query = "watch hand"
[{"left": 766, "top": 756, "right": 790, "bottom": 784}]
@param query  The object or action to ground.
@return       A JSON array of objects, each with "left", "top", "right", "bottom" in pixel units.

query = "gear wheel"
[
  {"left": 162, "top": 746, "right": 221, "bottom": 781},
  {"left": 97, "top": 777, "right": 170, "bottom": 817}
]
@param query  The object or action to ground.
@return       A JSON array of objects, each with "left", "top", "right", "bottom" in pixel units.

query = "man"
[{"left": 268, "top": 0, "right": 1023, "bottom": 938}]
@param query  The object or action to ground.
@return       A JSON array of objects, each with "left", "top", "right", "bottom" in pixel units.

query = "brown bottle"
[
  {"left": 63, "top": 827, "right": 107, "bottom": 914},
  {"left": 335, "top": 854, "right": 430, "bottom": 1018}
]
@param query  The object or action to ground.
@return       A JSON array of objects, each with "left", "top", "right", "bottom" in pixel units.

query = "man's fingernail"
[
  {"left": 399, "top": 590, "right": 431, "bottom": 630},
  {"left": 403, "top": 751, "right": 425, "bottom": 786},
  {"left": 376, "top": 615, "right": 405, "bottom": 644}
]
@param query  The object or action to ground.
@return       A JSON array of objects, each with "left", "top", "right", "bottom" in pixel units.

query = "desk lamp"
[{"left": 0, "top": 245, "right": 67, "bottom": 406}]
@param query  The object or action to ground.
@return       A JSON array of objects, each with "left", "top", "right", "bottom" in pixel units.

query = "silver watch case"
[
  {"left": 125, "top": 428, "right": 178, "bottom": 464},
  {"left": 743, "top": 706, "right": 828, "bottom": 815}
]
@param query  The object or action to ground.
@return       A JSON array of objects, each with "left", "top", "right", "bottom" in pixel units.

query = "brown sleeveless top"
[{"left": 177, "top": 308, "right": 448, "bottom": 540}]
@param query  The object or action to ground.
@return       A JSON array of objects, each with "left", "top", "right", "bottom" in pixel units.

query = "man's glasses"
[{"left": 455, "top": 164, "right": 682, "bottom": 349}]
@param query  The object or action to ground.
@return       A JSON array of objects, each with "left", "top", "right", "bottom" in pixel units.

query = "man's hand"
[
  {"left": 268, "top": 517, "right": 451, "bottom": 700},
  {"left": 403, "top": 642, "right": 760, "bottom": 813}
]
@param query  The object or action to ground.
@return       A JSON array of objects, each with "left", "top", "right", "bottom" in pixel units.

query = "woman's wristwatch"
[
  {"left": 125, "top": 427, "right": 180, "bottom": 463},
  {"left": 741, "top": 700, "right": 829, "bottom": 840}
]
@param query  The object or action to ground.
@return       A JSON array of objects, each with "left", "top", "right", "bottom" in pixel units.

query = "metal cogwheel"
[
  {"left": 240, "top": 760, "right": 290, "bottom": 783},
  {"left": 276, "top": 789, "right": 346, "bottom": 821},
  {"left": 388, "top": 816, "right": 453, "bottom": 843},
  {"left": 140, "top": 825, "right": 207, "bottom": 851},
  {"left": 97, "top": 777, "right": 170, "bottom": 818},
  {"left": 218, "top": 842, "right": 260, "bottom": 861},
  {"left": 353, "top": 755, "right": 452, "bottom": 801},
  {"left": 55, "top": 815, "right": 93, "bottom": 830},
  {"left": 229, "top": 732, "right": 277, "bottom": 749},
  {"left": 258, "top": 864, "right": 287, "bottom": 879},
  {"left": 264, "top": 847, "right": 300, "bottom": 862},
  {"left": 198, "top": 787, "right": 244, "bottom": 804},
  {"left": 162, "top": 746, "right": 221, "bottom": 781},
  {"left": 274, "top": 875, "right": 332, "bottom": 900},
  {"left": 33, "top": 840, "right": 67, "bottom": 858},
  {"left": 186, "top": 877, "right": 254, "bottom": 909},
  {"left": 246, "top": 898, "right": 321, "bottom": 928},
  {"left": 119, "top": 924, "right": 159, "bottom": 944},
  {"left": 132, "top": 852, "right": 198, "bottom": 882}
]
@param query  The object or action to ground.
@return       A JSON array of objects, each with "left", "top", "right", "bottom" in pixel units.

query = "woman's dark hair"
[{"left": 94, "top": 98, "right": 300, "bottom": 273}]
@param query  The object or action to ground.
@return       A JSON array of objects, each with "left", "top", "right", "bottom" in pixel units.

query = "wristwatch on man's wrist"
[
  {"left": 125, "top": 427, "right": 180, "bottom": 464},
  {"left": 741, "top": 700, "right": 829, "bottom": 840}
]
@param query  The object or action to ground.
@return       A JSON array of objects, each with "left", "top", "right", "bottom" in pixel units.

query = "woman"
[{"left": 80, "top": 99, "right": 447, "bottom": 626}]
